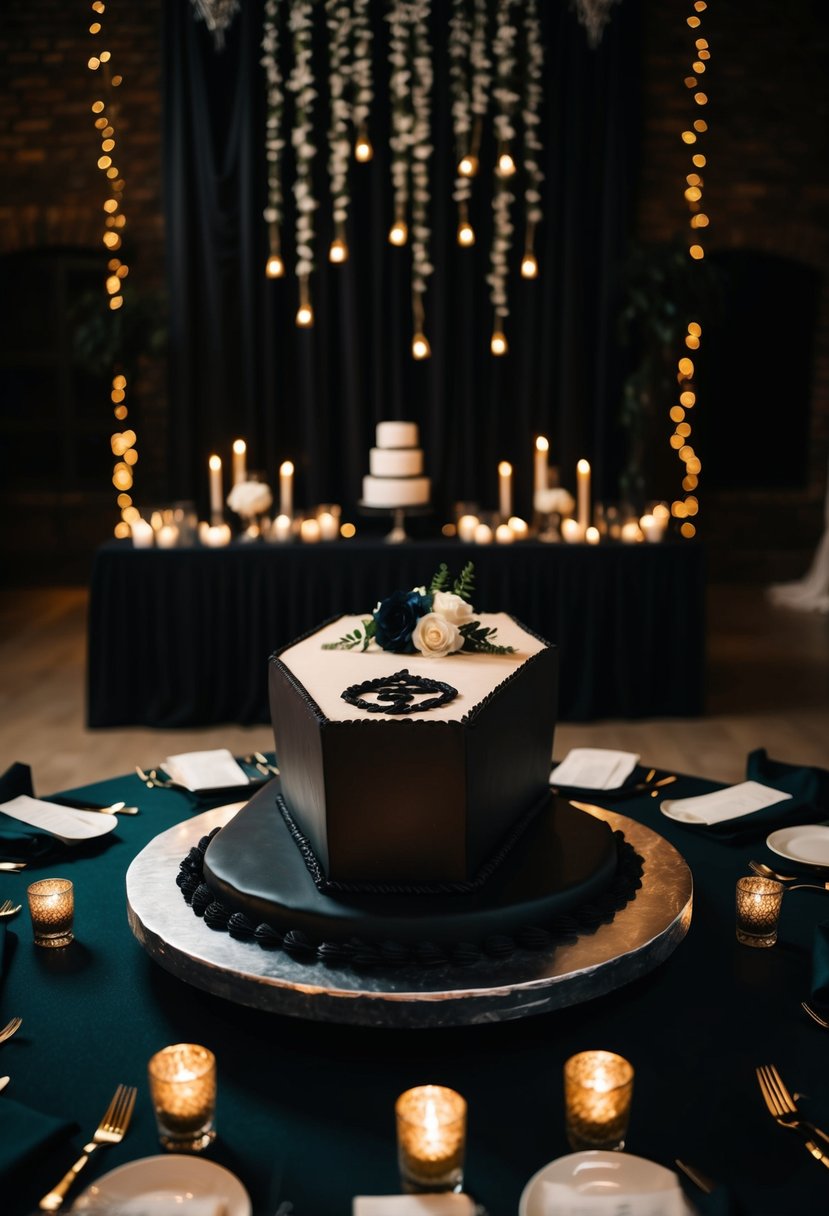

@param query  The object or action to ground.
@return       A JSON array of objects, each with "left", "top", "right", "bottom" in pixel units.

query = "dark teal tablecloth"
[{"left": 2, "top": 768, "right": 827, "bottom": 1215}]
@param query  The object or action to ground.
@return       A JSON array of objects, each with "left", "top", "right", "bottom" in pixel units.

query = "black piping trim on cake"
[
  {"left": 176, "top": 828, "right": 644, "bottom": 971},
  {"left": 269, "top": 615, "right": 555, "bottom": 730},
  {"left": 340, "top": 670, "right": 458, "bottom": 715},
  {"left": 276, "top": 792, "right": 549, "bottom": 896}
]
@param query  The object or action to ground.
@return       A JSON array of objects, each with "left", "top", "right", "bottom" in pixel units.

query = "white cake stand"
[
  {"left": 127, "top": 803, "right": 692, "bottom": 1028},
  {"left": 357, "top": 502, "right": 432, "bottom": 544}
]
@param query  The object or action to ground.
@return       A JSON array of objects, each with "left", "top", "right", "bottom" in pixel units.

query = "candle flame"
[
  {"left": 280, "top": 461, "right": 294, "bottom": 476},
  {"left": 232, "top": 439, "right": 246, "bottom": 456},
  {"left": 577, "top": 459, "right": 591, "bottom": 475},
  {"left": 536, "top": 436, "right": 549, "bottom": 453},
  {"left": 209, "top": 455, "right": 221, "bottom": 471},
  {"left": 498, "top": 461, "right": 512, "bottom": 477}
]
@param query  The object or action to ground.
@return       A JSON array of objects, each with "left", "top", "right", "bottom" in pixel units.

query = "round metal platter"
[{"left": 127, "top": 804, "right": 692, "bottom": 1028}]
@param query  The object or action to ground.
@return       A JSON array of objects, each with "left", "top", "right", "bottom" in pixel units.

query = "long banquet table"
[
  {"left": 2, "top": 765, "right": 827, "bottom": 1215},
  {"left": 87, "top": 538, "right": 705, "bottom": 727}
]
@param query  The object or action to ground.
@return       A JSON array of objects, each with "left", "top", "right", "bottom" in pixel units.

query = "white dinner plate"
[
  {"left": 518, "top": 1151, "right": 693, "bottom": 1216},
  {"left": 72, "top": 1154, "right": 251, "bottom": 1215},
  {"left": 767, "top": 825, "right": 829, "bottom": 867}
]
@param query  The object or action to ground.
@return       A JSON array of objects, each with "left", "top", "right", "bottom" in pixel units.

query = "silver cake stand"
[{"left": 127, "top": 804, "right": 692, "bottom": 1028}]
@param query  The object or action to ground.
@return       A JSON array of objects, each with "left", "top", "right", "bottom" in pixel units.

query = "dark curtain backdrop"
[{"left": 163, "top": 0, "right": 640, "bottom": 521}]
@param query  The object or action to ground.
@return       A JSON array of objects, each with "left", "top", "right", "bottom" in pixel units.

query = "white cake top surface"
[{"left": 279, "top": 613, "right": 547, "bottom": 723}]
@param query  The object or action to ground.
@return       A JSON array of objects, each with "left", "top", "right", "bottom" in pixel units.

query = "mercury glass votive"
[
  {"left": 564, "top": 1051, "right": 634, "bottom": 1151},
  {"left": 396, "top": 1085, "right": 467, "bottom": 1193},
  {"left": 148, "top": 1044, "right": 217, "bottom": 1152},
  {"left": 736, "top": 876, "right": 784, "bottom": 947},
  {"left": 27, "top": 878, "right": 74, "bottom": 948}
]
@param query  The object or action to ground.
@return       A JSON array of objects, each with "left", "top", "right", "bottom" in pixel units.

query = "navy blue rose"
[{"left": 373, "top": 589, "right": 432, "bottom": 653}]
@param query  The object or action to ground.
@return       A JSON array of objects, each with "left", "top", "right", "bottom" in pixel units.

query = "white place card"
[
  {"left": 660, "top": 780, "right": 791, "bottom": 826},
  {"left": 0, "top": 795, "right": 118, "bottom": 841},
  {"left": 353, "top": 1197, "right": 474, "bottom": 1216},
  {"left": 163, "top": 749, "right": 249, "bottom": 792},
  {"left": 551, "top": 748, "right": 641, "bottom": 791},
  {"left": 539, "top": 1182, "right": 685, "bottom": 1216}
]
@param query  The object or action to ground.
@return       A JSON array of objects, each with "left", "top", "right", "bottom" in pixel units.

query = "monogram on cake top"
[{"left": 322, "top": 563, "right": 516, "bottom": 657}]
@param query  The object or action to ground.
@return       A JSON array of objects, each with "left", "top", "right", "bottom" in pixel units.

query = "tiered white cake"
[{"left": 362, "top": 421, "right": 430, "bottom": 508}]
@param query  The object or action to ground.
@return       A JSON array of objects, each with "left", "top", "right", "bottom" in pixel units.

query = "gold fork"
[
  {"left": 0, "top": 1017, "right": 22, "bottom": 1044},
  {"left": 39, "top": 1083, "right": 137, "bottom": 1211},
  {"left": 0, "top": 899, "right": 22, "bottom": 918},
  {"left": 756, "top": 1065, "right": 829, "bottom": 1162},
  {"left": 0, "top": 861, "right": 26, "bottom": 872}
]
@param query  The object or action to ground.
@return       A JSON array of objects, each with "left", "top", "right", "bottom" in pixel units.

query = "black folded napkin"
[
  {"left": 0, "top": 763, "right": 32, "bottom": 803},
  {"left": 0, "top": 1094, "right": 75, "bottom": 1187},
  {"left": 0, "top": 762, "right": 64, "bottom": 864}
]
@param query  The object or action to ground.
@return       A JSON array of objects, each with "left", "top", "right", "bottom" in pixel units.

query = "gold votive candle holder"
[
  {"left": 148, "top": 1043, "right": 217, "bottom": 1152},
  {"left": 564, "top": 1050, "right": 634, "bottom": 1151},
  {"left": 736, "top": 876, "right": 784, "bottom": 948},
  {"left": 27, "top": 878, "right": 74, "bottom": 948},
  {"left": 396, "top": 1085, "right": 467, "bottom": 1193}
]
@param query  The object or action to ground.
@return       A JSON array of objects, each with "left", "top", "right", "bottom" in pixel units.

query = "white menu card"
[{"left": 550, "top": 749, "right": 640, "bottom": 791}]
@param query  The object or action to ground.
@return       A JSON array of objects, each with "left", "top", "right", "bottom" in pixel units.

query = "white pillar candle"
[
  {"left": 585, "top": 526, "right": 600, "bottom": 545},
  {"left": 208, "top": 455, "right": 223, "bottom": 522},
  {"left": 150, "top": 510, "right": 163, "bottom": 533},
  {"left": 279, "top": 461, "right": 294, "bottom": 517},
  {"left": 318, "top": 511, "right": 339, "bottom": 542},
  {"left": 508, "top": 516, "right": 528, "bottom": 540},
  {"left": 498, "top": 461, "right": 513, "bottom": 521},
  {"left": 300, "top": 517, "right": 321, "bottom": 544},
  {"left": 156, "top": 524, "right": 180, "bottom": 549},
  {"left": 457, "top": 514, "right": 479, "bottom": 543},
  {"left": 199, "top": 522, "right": 231, "bottom": 548},
  {"left": 232, "top": 439, "right": 246, "bottom": 486},
  {"left": 473, "top": 522, "right": 493, "bottom": 545},
  {"left": 621, "top": 520, "right": 643, "bottom": 544},
  {"left": 562, "top": 518, "right": 583, "bottom": 544},
  {"left": 272, "top": 513, "right": 293, "bottom": 542},
  {"left": 130, "top": 519, "right": 154, "bottom": 548},
  {"left": 495, "top": 523, "right": 514, "bottom": 544},
  {"left": 639, "top": 514, "right": 665, "bottom": 543},
  {"left": 534, "top": 437, "right": 549, "bottom": 498},
  {"left": 577, "top": 460, "right": 591, "bottom": 532}
]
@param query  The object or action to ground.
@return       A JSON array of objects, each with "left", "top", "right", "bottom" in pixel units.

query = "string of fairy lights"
[
  {"left": 87, "top": 0, "right": 137, "bottom": 539},
  {"left": 671, "top": 0, "right": 711, "bottom": 539}
]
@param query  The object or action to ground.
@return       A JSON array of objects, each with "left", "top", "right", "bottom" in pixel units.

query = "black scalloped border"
[
  {"left": 176, "top": 828, "right": 644, "bottom": 972},
  {"left": 341, "top": 669, "right": 458, "bottom": 715}
]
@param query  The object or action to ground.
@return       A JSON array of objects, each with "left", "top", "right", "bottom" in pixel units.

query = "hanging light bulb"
[
  {"left": 328, "top": 238, "right": 348, "bottom": 264},
  {"left": 457, "top": 220, "right": 475, "bottom": 247},
  {"left": 497, "top": 148, "right": 517, "bottom": 178},
  {"left": 458, "top": 154, "right": 479, "bottom": 178},
  {"left": 355, "top": 135, "right": 373, "bottom": 163},
  {"left": 412, "top": 332, "right": 431, "bottom": 360},
  {"left": 521, "top": 252, "right": 538, "bottom": 279},
  {"left": 491, "top": 329, "right": 508, "bottom": 356},
  {"left": 296, "top": 302, "right": 314, "bottom": 327},
  {"left": 388, "top": 219, "right": 408, "bottom": 246},
  {"left": 265, "top": 253, "right": 285, "bottom": 278}
]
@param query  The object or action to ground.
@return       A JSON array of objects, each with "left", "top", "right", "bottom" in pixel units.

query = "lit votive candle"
[
  {"left": 272, "top": 513, "right": 293, "bottom": 543},
  {"left": 156, "top": 524, "right": 179, "bottom": 549},
  {"left": 199, "top": 521, "right": 231, "bottom": 548},
  {"left": 148, "top": 1044, "right": 217, "bottom": 1152},
  {"left": 564, "top": 1051, "right": 634, "bottom": 1151},
  {"left": 279, "top": 460, "right": 294, "bottom": 517},
  {"left": 232, "top": 438, "right": 246, "bottom": 486},
  {"left": 317, "top": 505, "right": 341, "bottom": 541},
  {"left": 473, "top": 522, "right": 493, "bottom": 545},
  {"left": 130, "top": 519, "right": 154, "bottom": 548},
  {"left": 576, "top": 458, "right": 591, "bottom": 532},
  {"left": 396, "top": 1085, "right": 466, "bottom": 1194},
  {"left": 498, "top": 461, "right": 513, "bottom": 521},
  {"left": 457, "top": 514, "right": 479, "bottom": 543},
  {"left": 620, "top": 520, "right": 643, "bottom": 544},
  {"left": 639, "top": 513, "right": 665, "bottom": 543},
  {"left": 300, "top": 517, "right": 321, "bottom": 544},
  {"left": 736, "top": 876, "right": 784, "bottom": 948},
  {"left": 27, "top": 878, "right": 74, "bottom": 948},
  {"left": 561, "top": 518, "right": 583, "bottom": 544},
  {"left": 585, "top": 526, "right": 600, "bottom": 545},
  {"left": 508, "top": 516, "right": 529, "bottom": 540},
  {"left": 495, "top": 523, "right": 514, "bottom": 544}
]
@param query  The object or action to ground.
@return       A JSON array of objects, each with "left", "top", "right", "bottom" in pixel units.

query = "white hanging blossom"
[
  {"left": 487, "top": 177, "right": 514, "bottom": 319},
  {"left": 492, "top": 0, "right": 519, "bottom": 153},
  {"left": 262, "top": 0, "right": 286, "bottom": 236},
  {"left": 469, "top": 0, "right": 491, "bottom": 123},
  {"left": 387, "top": 2, "right": 413, "bottom": 230},
  {"left": 410, "top": 0, "right": 433, "bottom": 302},
  {"left": 325, "top": 0, "right": 352, "bottom": 231},
  {"left": 351, "top": 0, "right": 373, "bottom": 144},
  {"left": 523, "top": 0, "right": 544, "bottom": 232},
  {"left": 449, "top": 0, "right": 471, "bottom": 190},
  {"left": 573, "top": 0, "right": 621, "bottom": 48},
  {"left": 288, "top": 0, "right": 318, "bottom": 279}
]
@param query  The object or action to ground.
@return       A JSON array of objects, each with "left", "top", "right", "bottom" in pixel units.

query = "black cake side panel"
[
  {"left": 269, "top": 657, "right": 330, "bottom": 872},
  {"left": 465, "top": 645, "right": 558, "bottom": 873}
]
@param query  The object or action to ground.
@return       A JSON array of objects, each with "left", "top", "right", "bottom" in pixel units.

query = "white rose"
[
  {"left": 227, "top": 481, "right": 273, "bottom": 517},
  {"left": 412, "top": 613, "right": 461, "bottom": 658},
  {"left": 432, "top": 591, "right": 474, "bottom": 626}
]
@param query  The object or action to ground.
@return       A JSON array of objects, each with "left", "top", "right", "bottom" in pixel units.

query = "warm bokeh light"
[
  {"left": 536, "top": 436, "right": 549, "bottom": 454},
  {"left": 457, "top": 221, "right": 475, "bottom": 247},
  {"left": 412, "top": 333, "right": 431, "bottom": 360},
  {"left": 340, "top": 522, "right": 356, "bottom": 538},
  {"left": 521, "top": 253, "right": 539, "bottom": 279},
  {"left": 265, "top": 253, "right": 285, "bottom": 278},
  {"left": 354, "top": 137, "right": 373, "bottom": 163},
  {"left": 388, "top": 220, "right": 408, "bottom": 246},
  {"left": 328, "top": 239, "right": 348, "bottom": 264},
  {"left": 296, "top": 303, "right": 314, "bottom": 327},
  {"left": 498, "top": 151, "right": 517, "bottom": 177},
  {"left": 490, "top": 330, "right": 508, "bottom": 356},
  {"left": 458, "top": 154, "right": 478, "bottom": 177}
]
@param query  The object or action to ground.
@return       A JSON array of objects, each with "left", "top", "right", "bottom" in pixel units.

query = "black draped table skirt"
[{"left": 87, "top": 538, "right": 705, "bottom": 728}]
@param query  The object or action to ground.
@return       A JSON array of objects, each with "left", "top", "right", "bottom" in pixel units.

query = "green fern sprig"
[
  {"left": 322, "top": 618, "right": 376, "bottom": 651},
  {"left": 429, "top": 563, "right": 451, "bottom": 594},
  {"left": 453, "top": 562, "right": 475, "bottom": 602},
  {"left": 458, "top": 621, "right": 516, "bottom": 655}
]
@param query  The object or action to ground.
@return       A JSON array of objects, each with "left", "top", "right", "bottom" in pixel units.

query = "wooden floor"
[{"left": 0, "top": 584, "right": 826, "bottom": 795}]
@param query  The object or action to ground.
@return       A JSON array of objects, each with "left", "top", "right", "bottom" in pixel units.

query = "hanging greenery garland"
[
  {"left": 410, "top": 0, "right": 434, "bottom": 357},
  {"left": 351, "top": 0, "right": 374, "bottom": 161},
  {"left": 262, "top": 0, "right": 286, "bottom": 278},
  {"left": 325, "top": 0, "right": 352, "bottom": 264},
  {"left": 521, "top": 0, "right": 543, "bottom": 279},
  {"left": 287, "top": 0, "right": 318, "bottom": 326}
]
